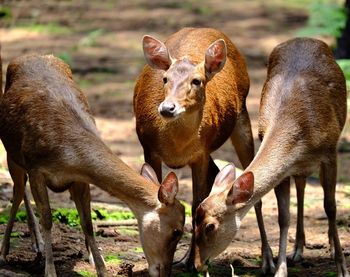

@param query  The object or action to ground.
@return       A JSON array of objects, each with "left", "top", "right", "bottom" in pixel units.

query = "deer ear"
[
  {"left": 205, "top": 39, "right": 227, "bottom": 80},
  {"left": 158, "top": 171, "right": 179, "bottom": 205},
  {"left": 142, "top": 35, "right": 171, "bottom": 70},
  {"left": 141, "top": 163, "right": 160, "bottom": 185},
  {"left": 226, "top": 171, "right": 254, "bottom": 205},
  {"left": 209, "top": 163, "right": 236, "bottom": 196}
]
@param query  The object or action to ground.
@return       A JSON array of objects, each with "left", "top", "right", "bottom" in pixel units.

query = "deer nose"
[{"left": 159, "top": 101, "right": 176, "bottom": 118}]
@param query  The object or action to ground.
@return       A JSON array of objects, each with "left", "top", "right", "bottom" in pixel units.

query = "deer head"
[
  {"left": 142, "top": 35, "right": 227, "bottom": 120},
  {"left": 193, "top": 164, "right": 254, "bottom": 272},
  {"left": 138, "top": 164, "right": 185, "bottom": 277}
]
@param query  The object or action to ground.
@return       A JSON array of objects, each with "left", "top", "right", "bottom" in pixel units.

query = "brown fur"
[
  {"left": 0, "top": 54, "right": 185, "bottom": 277},
  {"left": 194, "top": 38, "right": 348, "bottom": 277},
  {"left": 134, "top": 27, "right": 255, "bottom": 266}
]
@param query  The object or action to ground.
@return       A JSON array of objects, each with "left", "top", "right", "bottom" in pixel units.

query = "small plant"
[
  {"left": 52, "top": 208, "right": 80, "bottom": 227},
  {"left": 93, "top": 208, "right": 135, "bottom": 221}
]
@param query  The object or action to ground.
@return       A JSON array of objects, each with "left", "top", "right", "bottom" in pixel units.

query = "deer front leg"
[
  {"left": 288, "top": 176, "right": 306, "bottom": 263},
  {"left": 320, "top": 157, "right": 349, "bottom": 277},
  {"left": 144, "top": 148, "right": 162, "bottom": 182},
  {"left": 186, "top": 154, "right": 218, "bottom": 270},
  {"left": 29, "top": 172, "right": 57, "bottom": 277},
  {"left": 69, "top": 182, "right": 106, "bottom": 277},
  {"left": 274, "top": 177, "right": 290, "bottom": 277}
]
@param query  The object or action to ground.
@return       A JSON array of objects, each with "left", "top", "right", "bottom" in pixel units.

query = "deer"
[
  {"left": 133, "top": 27, "right": 278, "bottom": 269},
  {"left": 0, "top": 54, "right": 185, "bottom": 277},
  {"left": 193, "top": 37, "right": 349, "bottom": 277}
]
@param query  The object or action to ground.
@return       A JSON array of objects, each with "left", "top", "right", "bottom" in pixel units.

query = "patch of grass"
[
  {"left": 104, "top": 254, "right": 122, "bottom": 265},
  {"left": 289, "top": 267, "right": 301, "bottom": 273},
  {"left": 324, "top": 272, "right": 337, "bottom": 277},
  {"left": 78, "top": 29, "right": 104, "bottom": 47},
  {"left": 18, "top": 23, "right": 72, "bottom": 35},
  {"left": 117, "top": 227, "right": 139, "bottom": 236},
  {"left": 0, "top": 210, "right": 27, "bottom": 224},
  {"left": 93, "top": 208, "right": 135, "bottom": 221},
  {"left": 180, "top": 201, "right": 192, "bottom": 217},
  {"left": 52, "top": 208, "right": 80, "bottom": 227},
  {"left": 77, "top": 270, "right": 96, "bottom": 277},
  {"left": 134, "top": 247, "right": 143, "bottom": 253}
]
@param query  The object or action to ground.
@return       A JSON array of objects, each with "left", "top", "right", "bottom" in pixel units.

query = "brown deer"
[
  {"left": 194, "top": 37, "right": 349, "bottom": 277},
  {"left": 133, "top": 27, "right": 269, "bottom": 268},
  {"left": 0, "top": 46, "right": 44, "bottom": 259},
  {"left": 0, "top": 54, "right": 185, "bottom": 277}
]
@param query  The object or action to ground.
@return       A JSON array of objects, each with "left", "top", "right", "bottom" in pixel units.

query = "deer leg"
[
  {"left": 69, "top": 182, "right": 106, "bottom": 277},
  {"left": 23, "top": 186, "right": 44, "bottom": 253},
  {"left": 1, "top": 157, "right": 26, "bottom": 261},
  {"left": 288, "top": 176, "right": 306, "bottom": 262},
  {"left": 144, "top": 148, "right": 162, "bottom": 182},
  {"left": 181, "top": 154, "right": 217, "bottom": 270},
  {"left": 254, "top": 200, "right": 276, "bottom": 274},
  {"left": 231, "top": 107, "right": 275, "bottom": 273},
  {"left": 29, "top": 172, "right": 57, "bottom": 277},
  {"left": 320, "top": 157, "right": 349, "bottom": 277},
  {"left": 274, "top": 177, "right": 290, "bottom": 277}
]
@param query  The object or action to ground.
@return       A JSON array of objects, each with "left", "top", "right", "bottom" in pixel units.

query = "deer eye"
[
  {"left": 172, "top": 229, "right": 183, "bottom": 240},
  {"left": 205, "top": 223, "right": 215, "bottom": 234},
  {"left": 191, "top": 78, "right": 201, "bottom": 86},
  {"left": 163, "top": 77, "right": 168, "bottom": 84}
]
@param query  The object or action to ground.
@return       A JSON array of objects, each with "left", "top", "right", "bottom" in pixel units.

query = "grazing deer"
[
  {"left": 0, "top": 54, "right": 185, "bottom": 277},
  {"left": 133, "top": 27, "right": 267, "bottom": 267},
  {"left": 194, "top": 37, "right": 349, "bottom": 277}
]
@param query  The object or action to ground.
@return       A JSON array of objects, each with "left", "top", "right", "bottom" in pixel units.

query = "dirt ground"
[{"left": 0, "top": 0, "right": 350, "bottom": 276}]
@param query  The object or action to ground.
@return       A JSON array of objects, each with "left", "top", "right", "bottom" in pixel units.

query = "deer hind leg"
[
  {"left": 320, "top": 157, "right": 349, "bottom": 277},
  {"left": 1, "top": 156, "right": 26, "bottom": 261},
  {"left": 231, "top": 107, "right": 275, "bottom": 273},
  {"left": 288, "top": 176, "right": 306, "bottom": 263},
  {"left": 29, "top": 172, "right": 57, "bottom": 277},
  {"left": 69, "top": 182, "right": 106, "bottom": 277},
  {"left": 274, "top": 177, "right": 291, "bottom": 277},
  {"left": 23, "top": 186, "right": 44, "bottom": 254}
]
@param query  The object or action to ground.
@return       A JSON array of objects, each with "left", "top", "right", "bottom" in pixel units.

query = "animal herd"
[{"left": 0, "top": 26, "right": 348, "bottom": 277}]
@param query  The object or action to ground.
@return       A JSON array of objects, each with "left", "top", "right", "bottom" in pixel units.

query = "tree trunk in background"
[{"left": 335, "top": 0, "right": 350, "bottom": 59}]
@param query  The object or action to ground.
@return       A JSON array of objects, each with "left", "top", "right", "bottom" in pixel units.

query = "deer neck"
[
  {"left": 237, "top": 127, "right": 300, "bottom": 219},
  {"left": 82, "top": 138, "right": 159, "bottom": 218}
]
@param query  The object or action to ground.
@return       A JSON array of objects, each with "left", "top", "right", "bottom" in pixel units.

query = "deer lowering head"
[{"left": 193, "top": 164, "right": 254, "bottom": 271}]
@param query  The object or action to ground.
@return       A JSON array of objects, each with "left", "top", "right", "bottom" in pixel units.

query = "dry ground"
[{"left": 0, "top": 1, "right": 350, "bottom": 276}]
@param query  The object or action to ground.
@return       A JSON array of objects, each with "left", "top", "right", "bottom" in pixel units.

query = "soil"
[{"left": 0, "top": 1, "right": 350, "bottom": 276}]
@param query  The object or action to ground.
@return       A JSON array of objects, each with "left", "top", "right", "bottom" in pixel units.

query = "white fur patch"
[{"left": 142, "top": 211, "right": 160, "bottom": 229}]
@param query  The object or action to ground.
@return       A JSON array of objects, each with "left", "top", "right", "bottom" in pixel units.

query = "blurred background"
[{"left": 0, "top": 1, "right": 350, "bottom": 276}]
